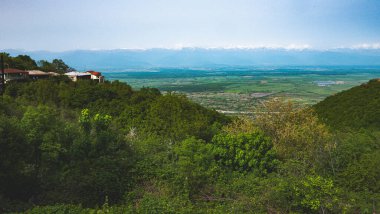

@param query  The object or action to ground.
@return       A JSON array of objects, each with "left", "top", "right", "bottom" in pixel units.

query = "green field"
[{"left": 104, "top": 67, "right": 380, "bottom": 113}]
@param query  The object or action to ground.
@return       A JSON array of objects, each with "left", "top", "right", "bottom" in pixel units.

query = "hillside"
[
  {"left": 0, "top": 52, "right": 379, "bottom": 213},
  {"left": 0, "top": 78, "right": 379, "bottom": 213},
  {"left": 315, "top": 79, "right": 380, "bottom": 129}
]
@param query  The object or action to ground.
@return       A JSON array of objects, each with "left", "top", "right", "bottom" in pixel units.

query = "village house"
[
  {"left": 28, "top": 70, "right": 61, "bottom": 80},
  {"left": 87, "top": 70, "right": 105, "bottom": 83},
  {"left": 28, "top": 70, "right": 50, "bottom": 80},
  {"left": 64, "top": 71, "right": 105, "bottom": 82},
  {"left": 48, "top": 72, "right": 60, "bottom": 77},
  {"left": 64, "top": 71, "right": 92, "bottom": 82},
  {"left": 4, "top": 68, "right": 29, "bottom": 83}
]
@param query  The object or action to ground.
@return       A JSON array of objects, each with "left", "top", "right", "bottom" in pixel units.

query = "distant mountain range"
[{"left": 3, "top": 48, "right": 380, "bottom": 71}]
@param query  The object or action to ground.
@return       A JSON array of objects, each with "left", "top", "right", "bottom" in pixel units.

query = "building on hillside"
[
  {"left": 4, "top": 68, "right": 29, "bottom": 83},
  {"left": 28, "top": 70, "right": 50, "bottom": 80},
  {"left": 64, "top": 71, "right": 91, "bottom": 82},
  {"left": 87, "top": 70, "right": 105, "bottom": 83},
  {"left": 48, "top": 72, "right": 60, "bottom": 77}
]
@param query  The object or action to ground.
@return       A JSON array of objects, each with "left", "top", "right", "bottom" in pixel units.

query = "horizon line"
[{"left": 2, "top": 44, "right": 380, "bottom": 53}]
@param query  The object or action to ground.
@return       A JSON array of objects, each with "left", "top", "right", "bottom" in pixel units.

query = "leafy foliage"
[
  {"left": 0, "top": 61, "right": 378, "bottom": 213},
  {"left": 0, "top": 52, "right": 72, "bottom": 73},
  {"left": 315, "top": 79, "right": 380, "bottom": 130},
  {"left": 212, "top": 131, "right": 278, "bottom": 174},
  {"left": 294, "top": 175, "right": 339, "bottom": 212},
  {"left": 255, "top": 99, "right": 334, "bottom": 170},
  {"left": 172, "top": 137, "right": 218, "bottom": 198}
]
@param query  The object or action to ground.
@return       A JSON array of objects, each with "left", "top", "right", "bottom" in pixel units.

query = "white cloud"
[
  {"left": 221, "top": 44, "right": 312, "bottom": 50},
  {"left": 351, "top": 43, "right": 380, "bottom": 49},
  {"left": 282, "top": 44, "right": 312, "bottom": 50},
  {"left": 160, "top": 44, "right": 312, "bottom": 51}
]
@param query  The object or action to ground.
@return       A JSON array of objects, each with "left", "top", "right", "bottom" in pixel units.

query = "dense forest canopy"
[
  {"left": 0, "top": 54, "right": 379, "bottom": 213},
  {"left": 315, "top": 78, "right": 380, "bottom": 130}
]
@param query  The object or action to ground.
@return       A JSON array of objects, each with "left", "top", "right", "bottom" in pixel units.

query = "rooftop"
[
  {"left": 28, "top": 70, "right": 49, "bottom": 75},
  {"left": 65, "top": 71, "right": 91, "bottom": 76},
  {"left": 3, "top": 68, "right": 29, "bottom": 74},
  {"left": 87, "top": 71, "right": 102, "bottom": 76}
]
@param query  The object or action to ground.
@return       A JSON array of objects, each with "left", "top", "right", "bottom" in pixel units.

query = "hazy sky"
[{"left": 1, "top": 0, "right": 380, "bottom": 51}]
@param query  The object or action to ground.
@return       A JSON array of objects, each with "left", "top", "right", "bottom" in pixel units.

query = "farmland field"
[{"left": 103, "top": 66, "right": 380, "bottom": 113}]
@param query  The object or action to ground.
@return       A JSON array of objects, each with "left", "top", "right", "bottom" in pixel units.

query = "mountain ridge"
[{"left": 3, "top": 48, "right": 380, "bottom": 70}]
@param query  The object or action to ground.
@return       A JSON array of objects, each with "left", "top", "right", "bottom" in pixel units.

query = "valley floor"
[{"left": 103, "top": 67, "right": 380, "bottom": 113}]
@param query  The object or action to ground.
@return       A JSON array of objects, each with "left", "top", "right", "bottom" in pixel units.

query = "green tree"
[
  {"left": 294, "top": 175, "right": 339, "bottom": 213},
  {"left": 38, "top": 60, "right": 56, "bottom": 72},
  {"left": 20, "top": 106, "right": 61, "bottom": 176},
  {"left": 212, "top": 130, "right": 278, "bottom": 174},
  {"left": 0, "top": 115, "right": 33, "bottom": 211},
  {"left": 12, "top": 55, "right": 38, "bottom": 70},
  {"left": 255, "top": 99, "right": 334, "bottom": 170},
  {"left": 172, "top": 137, "right": 218, "bottom": 198},
  {"left": 0, "top": 52, "right": 12, "bottom": 66},
  {"left": 339, "top": 151, "right": 380, "bottom": 193},
  {"left": 0, "top": 53, "right": 38, "bottom": 70},
  {"left": 52, "top": 59, "right": 72, "bottom": 74}
]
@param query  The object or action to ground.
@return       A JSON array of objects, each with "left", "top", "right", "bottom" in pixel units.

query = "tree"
[
  {"left": 61, "top": 109, "right": 134, "bottom": 206},
  {"left": 0, "top": 53, "right": 38, "bottom": 70},
  {"left": 294, "top": 174, "right": 339, "bottom": 213},
  {"left": 12, "top": 55, "right": 38, "bottom": 70},
  {"left": 38, "top": 59, "right": 73, "bottom": 74},
  {"left": 20, "top": 106, "right": 61, "bottom": 177},
  {"left": 38, "top": 60, "right": 56, "bottom": 72},
  {"left": 0, "top": 52, "right": 12, "bottom": 65},
  {"left": 0, "top": 115, "right": 33, "bottom": 208},
  {"left": 173, "top": 137, "right": 218, "bottom": 198},
  {"left": 52, "top": 59, "right": 72, "bottom": 74},
  {"left": 212, "top": 130, "right": 278, "bottom": 174},
  {"left": 255, "top": 99, "right": 334, "bottom": 170}
]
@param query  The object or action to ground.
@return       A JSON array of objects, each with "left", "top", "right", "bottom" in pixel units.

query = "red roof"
[
  {"left": 3, "top": 69, "right": 29, "bottom": 74},
  {"left": 87, "top": 70, "right": 101, "bottom": 76}
]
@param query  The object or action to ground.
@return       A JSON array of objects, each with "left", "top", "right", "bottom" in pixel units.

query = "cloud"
[
  {"left": 223, "top": 44, "right": 312, "bottom": 50},
  {"left": 352, "top": 43, "right": 380, "bottom": 49},
  {"left": 162, "top": 44, "right": 313, "bottom": 51},
  {"left": 282, "top": 44, "right": 312, "bottom": 50}
]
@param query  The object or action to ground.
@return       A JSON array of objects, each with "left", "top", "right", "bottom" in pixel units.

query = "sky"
[{"left": 1, "top": 0, "right": 380, "bottom": 51}]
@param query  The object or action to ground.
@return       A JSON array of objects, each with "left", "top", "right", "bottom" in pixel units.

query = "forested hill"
[
  {"left": 3, "top": 78, "right": 228, "bottom": 141},
  {"left": 2, "top": 78, "right": 379, "bottom": 213},
  {"left": 0, "top": 78, "right": 230, "bottom": 211},
  {"left": 1, "top": 54, "right": 379, "bottom": 213},
  {"left": 314, "top": 79, "right": 380, "bottom": 130}
]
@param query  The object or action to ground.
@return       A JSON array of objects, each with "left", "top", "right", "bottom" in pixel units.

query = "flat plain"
[{"left": 103, "top": 66, "right": 380, "bottom": 113}]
